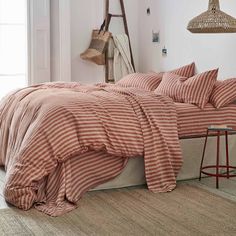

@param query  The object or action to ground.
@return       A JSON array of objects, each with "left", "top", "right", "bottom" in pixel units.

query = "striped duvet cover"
[{"left": 0, "top": 83, "right": 182, "bottom": 216}]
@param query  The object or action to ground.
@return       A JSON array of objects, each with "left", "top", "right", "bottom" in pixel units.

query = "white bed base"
[{"left": 94, "top": 135, "right": 236, "bottom": 190}]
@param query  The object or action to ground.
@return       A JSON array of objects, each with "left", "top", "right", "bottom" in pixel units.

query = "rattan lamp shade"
[{"left": 187, "top": 0, "right": 236, "bottom": 33}]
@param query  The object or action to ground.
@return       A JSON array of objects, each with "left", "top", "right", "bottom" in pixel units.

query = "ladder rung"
[
  {"left": 110, "top": 14, "right": 123, "bottom": 18},
  {"left": 105, "top": 0, "right": 135, "bottom": 83}
]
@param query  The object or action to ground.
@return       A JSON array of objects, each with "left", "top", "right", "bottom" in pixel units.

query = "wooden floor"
[
  {"left": 1, "top": 166, "right": 236, "bottom": 209},
  {"left": 188, "top": 173, "right": 236, "bottom": 203}
]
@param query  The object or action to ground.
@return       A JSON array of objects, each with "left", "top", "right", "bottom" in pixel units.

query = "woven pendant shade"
[{"left": 187, "top": 0, "right": 236, "bottom": 33}]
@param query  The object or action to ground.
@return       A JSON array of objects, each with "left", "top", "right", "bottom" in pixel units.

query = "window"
[{"left": 0, "top": 0, "right": 27, "bottom": 98}]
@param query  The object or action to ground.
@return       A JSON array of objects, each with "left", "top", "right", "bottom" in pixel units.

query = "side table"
[{"left": 199, "top": 126, "right": 236, "bottom": 189}]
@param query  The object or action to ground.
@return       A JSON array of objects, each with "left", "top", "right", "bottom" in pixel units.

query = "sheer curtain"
[{"left": 0, "top": 0, "right": 27, "bottom": 99}]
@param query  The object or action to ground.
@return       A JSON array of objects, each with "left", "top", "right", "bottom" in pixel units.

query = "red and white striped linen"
[
  {"left": 210, "top": 78, "right": 236, "bottom": 109},
  {"left": 39, "top": 81, "right": 82, "bottom": 89},
  {"left": 170, "top": 62, "right": 195, "bottom": 78},
  {"left": 155, "top": 69, "right": 218, "bottom": 109},
  {"left": 116, "top": 72, "right": 164, "bottom": 91},
  {"left": 176, "top": 102, "right": 236, "bottom": 138},
  {"left": 0, "top": 84, "right": 182, "bottom": 216},
  {"left": 116, "top": 62, "right": 195, "bottom": 91}
]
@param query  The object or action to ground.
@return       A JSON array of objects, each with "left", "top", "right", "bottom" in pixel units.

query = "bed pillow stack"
[
  {"left": 116, "top": 72, "right": 164, "bottom": 91},
  {"left": 209, "top": 78, "right": 236, "bottom": 109},
  {"left": 116, "top": 62, "right": 195, "bottom": 91},
  {"left": 169, "top": 62, "right": 195, "bottom": 78},
  {"left": 155, "top": 69, "right": 218, "bottom": 109}
]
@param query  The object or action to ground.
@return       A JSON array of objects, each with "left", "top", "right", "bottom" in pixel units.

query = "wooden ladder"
[{"left": 104, "top": 0, "right": 135, "bottom": 83}]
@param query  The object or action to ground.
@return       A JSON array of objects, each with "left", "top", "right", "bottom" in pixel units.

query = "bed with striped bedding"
[
  {"left": 176, "top": 102, "right": 236, "bottom": 137},
  {"left": 0, "top": 83, "right": 182, "bottom": 216}
]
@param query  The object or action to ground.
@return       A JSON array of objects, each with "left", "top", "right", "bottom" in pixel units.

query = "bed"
[
  {"left": 96, "top": 102, "right": 236, "bottom": 190},
  {"left": 0, "top": 83, "right": 236, "bottom": 216}
]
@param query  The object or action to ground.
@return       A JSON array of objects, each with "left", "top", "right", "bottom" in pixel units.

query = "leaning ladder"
[{"left": 104, "top": 0, "right": 135, "bottom": 83}]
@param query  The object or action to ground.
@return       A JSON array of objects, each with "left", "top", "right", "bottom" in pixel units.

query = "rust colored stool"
[{"left": 199, "top": 126, "right": 236, "bottom": 189}]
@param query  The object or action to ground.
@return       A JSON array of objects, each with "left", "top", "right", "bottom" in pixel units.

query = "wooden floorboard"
[
  {"left": 187, "top": 177, "right": 236, "bottom": 203},
  {"left": 199, "top": 177, "right": 236, "bottom": 196}
]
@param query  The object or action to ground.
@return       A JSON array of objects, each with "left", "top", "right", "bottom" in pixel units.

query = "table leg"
[
  {"left": 216, "top": 131, "right": 220, "bottom": 189},
  {"left": 199, "top": 129, "right": 209, "bottom": 181},
  {"left": 225, "top": 131, "right": 229, "bottom": 179}
]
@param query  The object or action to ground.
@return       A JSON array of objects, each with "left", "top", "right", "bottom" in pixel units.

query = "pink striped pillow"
[
  {"left": 116, "top": 72, "right": 163, "bottom": 91},
  {"left": 154, "top": 69, "right": 218, "bottom": 109},
  {"left": 170, "top": 62, "right": 195, "bottom": 78},
  {"left": 210, "top": 78, "right": 236, "bottom": 109},
  {"left": 117, "top": 62, "right": 195, "bottom": 91}
]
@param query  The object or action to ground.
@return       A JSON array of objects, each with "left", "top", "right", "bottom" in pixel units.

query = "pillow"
[
  {"left": 170, "top": 62, "right": 195, "bottom": 78},
  {"left": 210, "top": 78, "right": 236, "bottom": 109},
  {"left": 154, "top": 69, "right": 218, "bottom": 109},
  {"left": 116, "top": 72, "right": 163, "bottom": 91},
  {"left": 116, "top": 62, "right": 195, "bottom": 91}
]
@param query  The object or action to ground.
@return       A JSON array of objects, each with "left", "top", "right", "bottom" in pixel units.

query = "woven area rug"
[{"left": 0, "top": 184, "right": 236, "bottom": 236}]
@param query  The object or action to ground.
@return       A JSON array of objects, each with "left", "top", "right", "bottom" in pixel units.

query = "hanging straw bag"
[{"left": 80, "top": 17, "right": 112, "bottom": 65}]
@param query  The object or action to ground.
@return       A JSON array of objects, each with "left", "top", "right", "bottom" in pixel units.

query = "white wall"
[
  {"left": 50, "top": 0, "right": 60, "bottom": 82},
  {"left": 70, "top": 0, "right": 139, "bottom": 84},
  {"left": 139, "top": 0, "right": 236, "bottom": 79},
  {"left": 51, "top": 0, "right": 71, "bottom": 82}
]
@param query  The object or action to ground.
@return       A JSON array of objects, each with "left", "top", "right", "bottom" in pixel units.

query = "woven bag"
[{"left": 80, "top": 23, "right": 112, "bottom": 65}]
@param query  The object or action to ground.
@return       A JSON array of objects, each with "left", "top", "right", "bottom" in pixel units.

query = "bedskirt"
[{"left": 94, "top": 134, "right": 236, "bottom": 190}]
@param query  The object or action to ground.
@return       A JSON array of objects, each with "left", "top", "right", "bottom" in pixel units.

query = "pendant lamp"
[{"left": 187, "top": 0, "right": 236, "bottom": 33}]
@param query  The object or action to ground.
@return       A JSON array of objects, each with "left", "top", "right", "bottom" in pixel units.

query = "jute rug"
[{"left": 0, "top": 184, "right": 236, "bottom": 236}]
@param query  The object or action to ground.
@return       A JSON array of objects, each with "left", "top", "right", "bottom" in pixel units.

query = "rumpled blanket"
[{"left": 0, "top": 82, "right": 182, "bottom": 216}]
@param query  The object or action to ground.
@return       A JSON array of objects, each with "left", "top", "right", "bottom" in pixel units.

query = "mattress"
[
  {"left": 95, "top": 103, "right": 236, "bottom": 190},
  {"left": 176, "top": 103, "right": 236, "bottom": 138}
]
